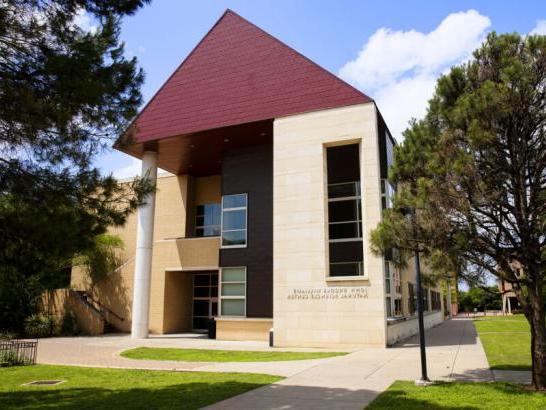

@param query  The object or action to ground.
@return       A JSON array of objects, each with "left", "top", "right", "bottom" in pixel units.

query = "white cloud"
[
  {"left": 112, "top": 157, "right": 142, "bottom": 180},
  {"left": 339, "top": 9, "right": 491, "bottom": 141},
  {"left": 73, "top": 8, "right": 97, "bottom": 33},
  {"left": 530, "top": 20, "right": 546, "bottom": 35}
]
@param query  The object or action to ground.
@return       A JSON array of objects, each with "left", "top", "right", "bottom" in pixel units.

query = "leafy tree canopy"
[
  {"left": 371, "top": 32, "right": 546, "bottom": 389},
  {"left": 0, "top": 0, "right": 153, "bottom": 332}
]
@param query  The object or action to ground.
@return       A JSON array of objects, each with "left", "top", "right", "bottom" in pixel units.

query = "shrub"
[{"left": 24, "top": 314, "right": 56, "bottom": 338}]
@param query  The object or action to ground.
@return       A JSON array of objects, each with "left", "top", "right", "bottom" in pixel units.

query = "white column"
[
  {"left": 507, "top": 296, "right": 512, "bottom": 315},
  {"left": 131, "top": 151, "right": 158, "bottom": 339}
]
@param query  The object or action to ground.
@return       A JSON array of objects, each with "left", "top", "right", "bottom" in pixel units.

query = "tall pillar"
[{"left": 131, "top": 151, "right": 158, "bottom": 339}]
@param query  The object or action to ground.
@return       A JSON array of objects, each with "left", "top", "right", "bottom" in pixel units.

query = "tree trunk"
[{"left": 528, "top": 288, "right": 546, "bottom": 390}]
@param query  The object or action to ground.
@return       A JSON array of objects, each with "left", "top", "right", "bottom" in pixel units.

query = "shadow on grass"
[
  {"left": 367, "top": 380, "right": 546, "bottom": 410},
  {"left": 0, "top": 381, "right": 267, "bottom": 410}
]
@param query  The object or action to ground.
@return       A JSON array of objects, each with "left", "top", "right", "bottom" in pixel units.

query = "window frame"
[
  {"left": 220, "top": 193, "right": 248, "bottom": 249},
  {"left": 327, "top": 181, "right": 363, "bottom": 243},
  {"left": 219, "top": 266, "right": 247, "bottom": 317}
]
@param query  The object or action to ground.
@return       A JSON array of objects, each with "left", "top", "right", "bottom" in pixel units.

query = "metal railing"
[{"left": 0, "top": 339, "right": 38, "bottom": 367}]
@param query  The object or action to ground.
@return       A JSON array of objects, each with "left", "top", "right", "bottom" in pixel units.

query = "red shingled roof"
[{"left": 131, "top": 9, "right": 371, "bottom": 143}]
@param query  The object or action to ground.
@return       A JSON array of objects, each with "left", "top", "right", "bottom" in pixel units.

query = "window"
[
  {"left": 195, "top": 203, "right": 221, "bottom": 237},
  {"left": 330, "top": 261, "right": 364, "bottom": 276},
  {"left": 385, "top": 261, "right": 402, "bottom": 318},
  {"left": 423, "top": 288, "right": 430, "bottom": 312},
  {"left": 328, "top": 182, "right": 362, "bottom": 241},
  {"left": 431, "top": 291, "right": 442, "bottom": 311},
  {"left": 326, "top": 144, "right": 364, "bottom": 277},
  {"left": 381, "top": 179, "right": 395, "bottom": 209},
  {"left": 221, "top": 194, "right": 247, "bottom": 247},
  {"left": 220, "top": 267, "right": 246, "bottom": 316},
  {"left": 408, "top": 283, "right": 416, "bottom": 315}
]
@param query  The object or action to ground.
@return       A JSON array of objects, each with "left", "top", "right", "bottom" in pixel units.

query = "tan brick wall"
[
  {"left": 216, "top": 318, "right": 272, "bottom": 341},
  {"left": 69, "top": 174, "right": 221, "bottom": 334},
  {"left": 273, "top": 103, "right": 389, "bottom": 347}
]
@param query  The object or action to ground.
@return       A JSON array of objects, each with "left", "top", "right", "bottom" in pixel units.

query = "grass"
[
  {"left": 0, "top": 364, "right": 281, "bottom": 410},
  {"left": 367, "top": 380, "right": 546, "bottom": 409},
  {"left": 121, "top": 347, "right": 347, "bottom": 362},
  {"left": 474, "top": 315, "right": 531, "bottom": 371}
]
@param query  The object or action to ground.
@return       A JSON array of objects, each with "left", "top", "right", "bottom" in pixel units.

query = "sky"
[{"left": 88, "top": 0, "right": 546, "bottom": 178}]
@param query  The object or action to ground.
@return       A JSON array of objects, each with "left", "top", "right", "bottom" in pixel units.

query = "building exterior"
[{"left": 67, "top": 9, "right": 446, "bottom": 347}]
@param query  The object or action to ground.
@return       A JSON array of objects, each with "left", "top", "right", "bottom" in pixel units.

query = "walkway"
[
  {"left": 206, "top": 318, "right": 493, "bottom": 409},
  {"left": 36, "top": 318, "right": 514, "bottom": 409}
]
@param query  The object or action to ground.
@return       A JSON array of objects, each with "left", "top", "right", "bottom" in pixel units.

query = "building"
[{"left": 64, "top": 9, "right": 446, "bottom": 347}]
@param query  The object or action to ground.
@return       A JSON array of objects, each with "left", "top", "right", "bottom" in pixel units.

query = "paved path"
[
  {"left": 36, "top": 318, "right": 528, "bottom": 409},
  {"left": 206, "top": 318, "right": 494, "bottom": 409}
]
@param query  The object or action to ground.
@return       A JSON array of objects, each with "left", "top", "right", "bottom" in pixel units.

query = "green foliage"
[
  {"left": 458, "top": 286, "right": 502, "bottom": 312},
  {"left": 23, "top": 314, "right": 56, "bottom": 338},
  {"left": 74, "top": 234, "right": 124, "bottom": 284},
  {"left": 370, "top": 32, "right": 546, "bottom": 388},
  {"left": 0, "top": 1, "right": 153, "bottom": 333}
]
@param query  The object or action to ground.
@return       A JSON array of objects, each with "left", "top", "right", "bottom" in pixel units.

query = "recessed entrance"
[{"left": 192, "top": 272, "right": 218, "bottom": 331}]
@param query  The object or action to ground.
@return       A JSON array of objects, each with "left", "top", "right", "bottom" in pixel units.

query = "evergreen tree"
[
  {"left": 0, "top": 1, "right": 153, "bottom": 332},
  {"left": 371, "top": 33, "right": 546, "bottom": 390}
]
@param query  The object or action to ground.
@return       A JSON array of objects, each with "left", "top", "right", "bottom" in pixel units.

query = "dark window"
[
  {"left": 195, "top": 203, "right": 221, "bottom": 237},
  {"left": 326, "top": 144, "right": 363, "bottom": 277}
]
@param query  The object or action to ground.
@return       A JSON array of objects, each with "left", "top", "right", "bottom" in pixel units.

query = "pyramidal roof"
[{"left": 131, "top": 9, "right": 372, "bottom": 143}]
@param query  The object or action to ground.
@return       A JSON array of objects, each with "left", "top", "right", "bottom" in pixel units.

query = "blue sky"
[{"left": 90, "top": 0, "right": 546, "bottom": 178}]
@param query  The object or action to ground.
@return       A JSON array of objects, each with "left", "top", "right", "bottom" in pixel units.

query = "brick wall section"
[{"left": 131, "top": 10, "right": 371, "bottom": 143}]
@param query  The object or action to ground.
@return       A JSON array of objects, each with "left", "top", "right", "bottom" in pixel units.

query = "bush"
[
  {"left": 60, "top": 311, "right": 79, "bottom": 336},
  {"left": 24, "top": 314, "right": 56, "bottom": 338}
]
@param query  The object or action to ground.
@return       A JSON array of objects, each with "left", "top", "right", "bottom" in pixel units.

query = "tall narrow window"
[
  {"left": 221, "top": 194, "right": 247, "bottom": 248},
  {"left": 195, "top": 203, "right": 221, "bottom": 237},
  {"left": 326, "top": 144, "right": 364, "bottom": 277},
  {"left": 220, "top": 267, "right": 246, "bottom": 316}
]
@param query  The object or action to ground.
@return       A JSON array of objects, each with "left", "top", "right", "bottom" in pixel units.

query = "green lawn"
[
  {"left": 0, "top": 364, "right": 281, "bottom": 410},
  {"left": 121, "top": 347, "right": 346, "bottom": 362},
  {"left": 367, "top": 380, "right": 546, "bottom": 409},
  {"left": 474, "top": 315, "right": 531, "bottom": 370}
]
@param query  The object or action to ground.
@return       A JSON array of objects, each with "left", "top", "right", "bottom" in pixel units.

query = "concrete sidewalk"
[
  {"left": 206, "top": 318, "right": 493, "bottom": 409},
  {"left": 36, "top": 318, "right": 507, "bottom": 409}
]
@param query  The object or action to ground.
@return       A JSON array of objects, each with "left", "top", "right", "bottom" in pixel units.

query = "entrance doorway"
[{"left": 192, "top": 272, "right": 218, "bottom": 331}]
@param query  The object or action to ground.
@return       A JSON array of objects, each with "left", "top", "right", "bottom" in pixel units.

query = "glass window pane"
[
  {"left": 328, "top": 200, "right": 360, "bottom": 223},
  {"left": 222, "top": 267, "right": 246, "bottom": 282},
  {"left": 221, "top": 299, "right": 245, "bottom": 316},
  {"left": 328, "top": 182, "right": 359, "bottom": 198},
  {"left": 329, "top": 222, "right": 360, "bottom": 239},
  {"left": 204, "top": 203, "right": 221, "bottom": 225},
  {"left": 193, "top": 299, "right": 209, "bottom": 316},
  {"left": 223, "top": 194, "right": 246, "bottom": 209},
  {"left": 211, "top": 273, "right": 218, "bottom": 286},
  {"left": 194, "top": 275, "right": 210, "bottom": 287},
  {"left": 222, "top": 230, "right": 246, "bottom": 246},
  {"left": 193, "top": 286, "right": 210, "bottom": 298},
  {"left": 222, "top": 283, "right": 245, "bottom": 296},
  {"left": 195, "top": 228, "right": 204, "bottom": 237},
  {"left": 330, "top": 262, "right": 363, "bottom": 277},
  {"left": 211, "top": 286, "right": 218, "bottom": 298},
  {"left": 222, "top": 210, "right": 246, "bottom": 230},
  {"left": 196, "top": 205, "right": 204, "bottom": 216},
  {"left": 203, "top": 226, "right": 220, "bottom": 237},
  {"left": 211, "top": 302, "right": 218, "bottom": 316},
  {"left": 196, "top": 216, "right": 205, "bottom": 227}
]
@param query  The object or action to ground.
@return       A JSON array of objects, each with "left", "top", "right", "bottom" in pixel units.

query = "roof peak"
[{"left": 128, "top": 9, "right": 371, "bottom": 144}]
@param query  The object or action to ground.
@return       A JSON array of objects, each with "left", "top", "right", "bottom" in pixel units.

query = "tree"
[
  {"left": 0, "top": 1, "right": 153, "bottom": 332},
  {"left": 458, "top": 286, "right": 502, "bottom": 312},
  {"left": 371, "top": 33, "right": 546, "bottom": 390}
]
